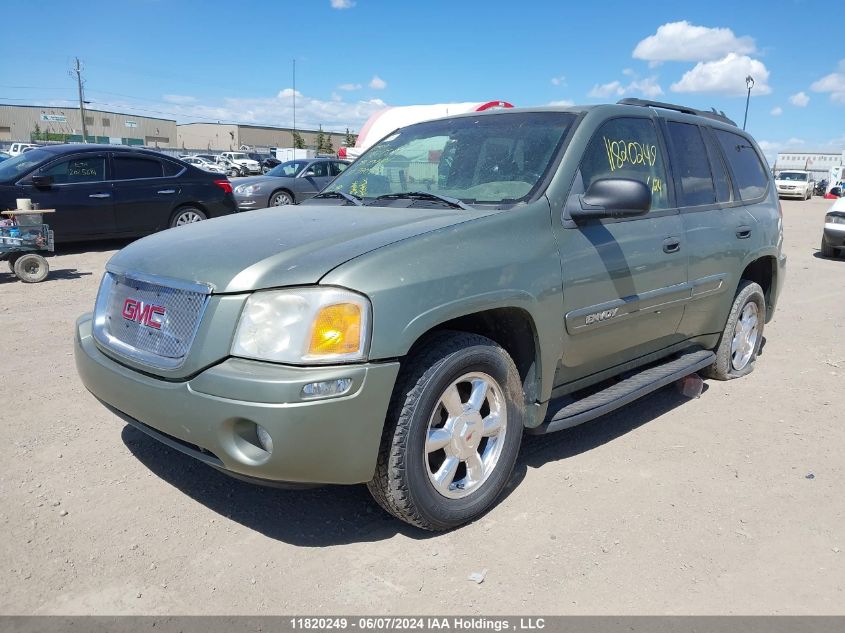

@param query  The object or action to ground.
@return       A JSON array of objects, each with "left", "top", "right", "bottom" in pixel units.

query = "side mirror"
[
  {"left": 301, "top": 169, "right": 316, "bottom": 178},
  {"left": 31, "top": 175, "right": 54, "bottom": 188},
  {"left": 570, "top": 178, "right": 651, "bottom": 221}
]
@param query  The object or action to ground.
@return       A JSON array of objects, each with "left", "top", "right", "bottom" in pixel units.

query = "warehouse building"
[
  {"left": 773, "top": 150, "right": 844, "bottom": 182},
  {"left": 0, "top": 104, "right": 175, "bottom": 147},
  {"left": 176, "top": 122, "right": 349, "bottom": 152}
]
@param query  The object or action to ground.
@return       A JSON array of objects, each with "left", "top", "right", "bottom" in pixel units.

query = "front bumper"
[
  {"left": 75, "top": 314, "right": 400, "bottom": 485},
  {"left": 823, "top": 224, "right": 845, "bottom": 251},
  {"left": 234, "top": 195, "right": 262, "bottom": 210}
]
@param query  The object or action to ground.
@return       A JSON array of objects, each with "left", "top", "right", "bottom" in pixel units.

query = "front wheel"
[
  {"left": 368, "top": 331, "right": 524, "bottom": 530},
  {"left": 703, "top": 280, "right": 766, "bottom": 380},
  {"left": 228, "top": 167, "right": 239, "bottom": 178},
  {"left": 170, "top": 206, "right": 207, "bottom": 228},
  {"left": 14, "top": 253, "right": 49, "bottom": 283},
  {"left": 270, "top": 191, "right": 293, "bottom": 206},
  {"left": 821, "top": 238, "right": 837, "bottom": 258}
]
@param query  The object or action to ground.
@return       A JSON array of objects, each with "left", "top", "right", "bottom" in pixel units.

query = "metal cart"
[{"left": 0, "top": 209, "right": 55, "bottom": 283}]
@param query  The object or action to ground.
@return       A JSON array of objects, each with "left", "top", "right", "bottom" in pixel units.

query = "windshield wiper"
[
  {"left": 312, "top": 190, "right": 362, "bottom": 206},
  {"left": 371, "top": 191, "right": 471, "bottom": 210}
]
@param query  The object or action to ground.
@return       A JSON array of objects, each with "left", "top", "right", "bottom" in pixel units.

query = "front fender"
[{"left": 320, "top": 201, "right": 564, "bottom": 401}]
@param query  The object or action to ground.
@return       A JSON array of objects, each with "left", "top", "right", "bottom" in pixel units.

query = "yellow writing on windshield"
[{"left": 603, "top": 137, "right": 658, "bottom": 172}]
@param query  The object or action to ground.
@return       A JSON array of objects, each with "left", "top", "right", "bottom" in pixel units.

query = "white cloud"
[
  {"left": 670, "top": 53, "right": 771, "bottom": 96},
  {"left": 588, "top": 75, "right": 663, "bottom": 99},
  {"left": 330, "top": 0, "right": 355, "bottom": 8},
  {"left": 547, "top": 99, "right": 575, "bottom": 107},
  {"left": 633, "top": 21, "right": 756, "bottom": 63},
  {"left": 622, "top": 68, "right": 635, "bottom": 77},
  {"left": 163, "top": 94, "right": 196, "bottom": 104},
  {"left": 337, "top": 83, "right": 362, "bottom": 91},
  {"left": 789, "top": 91, "right": 810, "bottom": 107},
  {"left": 811, "top": 61, "right": 845, "bottom": 104},
  {"left": 550, "top": 76, "right": 566, "bottom": 86},
  {"left": 770, "top": 106, "right": 783, "bottom": 116},
  {"left": 369, "top": 75, "right": 387, "bottom": 90}
]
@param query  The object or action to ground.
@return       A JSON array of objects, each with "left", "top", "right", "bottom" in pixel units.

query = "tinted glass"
[
  {"left": 667, "top": 122, "right": 715, "bottom": 207},
  {"left": 162, "top": 160, "right": 183, "bottom": 176},
  {"left": 703, "top": 129, "right": 733, "bottom": 202},
  {"left": 714, "top": 130, "right": 769, "bottom": 200},
  {"left": 267, "top": 160, "right": 307, "bottom": 177},
  {"left": 328, "top": 112, "right": 576, "bottom": 204},
  {"left": 577, "top": 117, "right": 669, "bottom": 210},
  {"left": 42, "top": 156, "right": 106, "bottom": 184},
  {"left": 330, "top": 161, "right": 349, "bottom": 176},
  {"left": 0, "top": 148, "right": 53, "bottom": 181},
  {"left": 308, "top": 162, "right": 329, "bottom": 177},
  {"left": 113, "top": 156, "right": 164, "bottom": 180}
]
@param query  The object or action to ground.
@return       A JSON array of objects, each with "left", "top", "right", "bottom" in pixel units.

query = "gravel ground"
[{"left": 1, "top": 198, "right": 843, "bottom": 615}]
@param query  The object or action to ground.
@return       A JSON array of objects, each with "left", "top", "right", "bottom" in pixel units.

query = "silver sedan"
[{"left": 232, "top": 158, "right": 350, "bottom": 210}]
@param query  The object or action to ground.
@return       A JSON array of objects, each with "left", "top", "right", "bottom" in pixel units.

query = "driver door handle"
[
  {"left": 157, "top": 189, "right": 176, "bottom": 195},
  {"left": 88, "top": 193, "right": 111, "bottom": 199},
  {"left": 662, "top": 237, "right": 681, "bottom": 253}
]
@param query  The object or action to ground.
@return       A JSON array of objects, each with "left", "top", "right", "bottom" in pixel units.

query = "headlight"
[
  {"left": 231, "top": 287, "right": 371, "bottom": 364},
  {"left": 826, "top": 214, "right": 845, "bottom": 225},
  {"left": 234, "top": 184, "right": 261, "bottom": 195}
]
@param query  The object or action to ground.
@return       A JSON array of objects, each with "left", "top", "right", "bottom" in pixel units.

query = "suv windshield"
[
  {"left": 779, "top": 172, "right": 808, "bottom": 181},
  {"left": 327, "top": 112, "right": 577, "bottom": 205},
  {"left": 0, "top": 148, "right": 52, "bottom": 182}
]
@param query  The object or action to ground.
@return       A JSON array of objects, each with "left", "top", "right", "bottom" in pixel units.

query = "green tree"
[
  {"left": 344, "top": 127, "right": 355, "bottom": 147},
  {"left": 315, "top": 125, "right": 325, "bottom": 154},
  {"left": 32, "top": 123, "right": 42, "bottom": 141},
  {"left": 323, "top": 133, "right": 334, "bottom": 154},
  {"left": 292, "top": 131, "right": 305, "bottom": 149}
]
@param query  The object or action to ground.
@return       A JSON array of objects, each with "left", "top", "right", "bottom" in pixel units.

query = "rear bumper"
[{"left": 75, "top": 314, "right": 400, "bottom": 485}]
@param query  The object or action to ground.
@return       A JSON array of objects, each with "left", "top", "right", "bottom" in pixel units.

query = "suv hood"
[{"left": 107, "top": 204, "right": 481, "bottom": 293}]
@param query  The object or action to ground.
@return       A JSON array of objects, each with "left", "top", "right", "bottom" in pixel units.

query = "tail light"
[{"left": 214, "top": 179, "right": 233, "bottom": 194}]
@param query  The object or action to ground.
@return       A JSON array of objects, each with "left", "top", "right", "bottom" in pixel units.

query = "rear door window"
[
  {"left": 330, "top": 161, "right": 349, "bottom": 177},
  {"left": 112, "top": 155, "right": 165, "bottom": 180},
  {"left": 713, "top": 130, "right": 769, "bottom": 200},
  {"left": 703, "top": 129, "right": 733, "bottom": 203},
  {"left": 666, "top": 122, "right": 716, "bottom": 207},
  {"left": 42, "top": 155, "right": 106, "bottom": 184},
  {"left": 576, "top": 117, "right": 669, "bottom": 211}
]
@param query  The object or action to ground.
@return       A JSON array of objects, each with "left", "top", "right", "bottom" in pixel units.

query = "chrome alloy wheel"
[
  {"left": 424, "top": 372, "right": 507, "bottom": 499},
  {"left": 174, "top": 210, "right": 204, "bottom": 225},
  {"left": 731, "top": 301, "right": 759, "bottom": 370}
]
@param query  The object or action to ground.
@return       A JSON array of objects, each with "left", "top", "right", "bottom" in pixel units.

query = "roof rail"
[{"left": 617, "top": 98, "right": 737, "bottom": 127}]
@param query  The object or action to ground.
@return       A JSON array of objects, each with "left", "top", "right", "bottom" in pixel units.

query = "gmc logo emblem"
[{"left": 122, "top": 298, "right": 165, "bottom": 330}]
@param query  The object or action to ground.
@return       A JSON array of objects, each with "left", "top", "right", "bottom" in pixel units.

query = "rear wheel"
[
  {"left": 368, "top": 331, "right": 524, "bottom": 530},
  {"left": 7, "top": 253, "right": 21, "bottom": 273},
  {"left": 13, "top": 253, "right": 49, "bottom": 283},
  {"left": 703, "top": 281, "right": 766, "bottom": 380},
  {"left": 170, "top": 206, "right": 207, "bottom": 228}
]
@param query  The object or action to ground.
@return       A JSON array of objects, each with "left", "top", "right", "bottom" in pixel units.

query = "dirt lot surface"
[{"left": 1, "top": 198, "right": 843, "bottom": 615}]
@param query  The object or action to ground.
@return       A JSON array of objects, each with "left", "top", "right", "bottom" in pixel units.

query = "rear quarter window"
[{"left": 713, "top": 129, "right": 769, "bottom": 200}]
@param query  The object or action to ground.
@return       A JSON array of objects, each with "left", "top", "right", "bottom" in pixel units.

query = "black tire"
[
  {"left": 703, "top": 280, "right": 766, "bottom": 380},
  {"left": 820, "top": 238, "right": 837, "bottom": 258},
  {"left": 228, "top": 167, "right": 239, "bottom": 178},
  {"left": 13, "top": 253, "right": 49, "bottom": 283},
  {"left": 170, "top": 206, "right": 207, "bottom": 228},
  {"left": 269, "top": 190, "right": 293, "bottom": 206},
  {"left": 367, "top": 331, "right": 524, "bottom": 531}
]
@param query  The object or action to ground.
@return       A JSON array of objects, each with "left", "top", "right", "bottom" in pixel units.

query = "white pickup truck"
[
  {"left": 218, "top": 152, "right": 261, "bottom": 176},
  {"left": 775, "top": 170, "right": 814, "bottom": 200}
]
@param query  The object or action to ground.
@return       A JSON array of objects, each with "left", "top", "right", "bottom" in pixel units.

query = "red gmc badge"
[{"left": 122, "top": 298, "right": 165, "bottom": 330}]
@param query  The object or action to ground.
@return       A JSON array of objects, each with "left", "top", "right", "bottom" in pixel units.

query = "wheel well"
[
  {"left": 417, "top": 308, "right": 540, "bottom": 403},
  {"left": 740, "top": 256, "right": 775, "bottom": 306}
]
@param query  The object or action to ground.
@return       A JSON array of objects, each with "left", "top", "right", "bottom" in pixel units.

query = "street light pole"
[{"left": 743, "top": 75, "right": 755, "bottom": 131}]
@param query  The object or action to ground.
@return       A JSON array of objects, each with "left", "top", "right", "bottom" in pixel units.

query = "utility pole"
[
  {"left": 72, "top": 57, "right": 88, "bottom": 142},
  {"left": 292, "top": 58, "right": 296, "bottom": 148}
]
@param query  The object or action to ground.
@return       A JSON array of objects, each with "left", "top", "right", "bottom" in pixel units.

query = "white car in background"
[
  {"left": 7, "top": 142, "right": 38, "bottom": 157},
  {"left": 180, "top": 155, "right": 226, "bottom": 174},
  {"left": 219, "top": 151, "right": 261, "bottom": 175},
  {"left": 775, "top": 170, "right": 814, "bottom": 200}
]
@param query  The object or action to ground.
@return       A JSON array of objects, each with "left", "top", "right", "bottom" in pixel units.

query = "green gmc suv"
[{"left": 75, "top": 99, "right": 785, "bottom": 530}]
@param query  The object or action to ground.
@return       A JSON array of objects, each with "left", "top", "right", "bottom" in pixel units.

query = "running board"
[{"left": 528, "top": 349, "right": 715, "bottom": 435}]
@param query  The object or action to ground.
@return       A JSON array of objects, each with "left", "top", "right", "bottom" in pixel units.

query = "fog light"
[
  {"left": 301, "top": 378, "right": 353, "bottom": 400},
  {"left": 256, "top": 424, "right": 273, "bottom": 453}
]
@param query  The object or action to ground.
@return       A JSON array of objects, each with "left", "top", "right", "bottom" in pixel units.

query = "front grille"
[{"left": 92, "top": 271, "right": 211, "bottom": 370}]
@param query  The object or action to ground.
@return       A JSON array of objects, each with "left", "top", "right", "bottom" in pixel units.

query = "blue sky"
[{"left": 1, "top": 0, "right": 841, "bottom": 160}]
